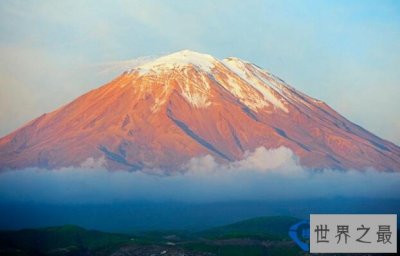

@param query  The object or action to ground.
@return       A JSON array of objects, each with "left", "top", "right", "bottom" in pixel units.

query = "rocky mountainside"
[{"left": 1, "top": 50, "right": 399, "bottom": 172}]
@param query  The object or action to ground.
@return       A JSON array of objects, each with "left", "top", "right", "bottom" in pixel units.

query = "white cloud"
[
  {"left": 185, "top": 147, "right": 302, "bottom": 176},
  {"left": 80, "top": 156, "right": 107, "bottom": 169},
  {"left": 0, "top": 147, "right": 399, "bottom": 204},
  {"left": 230, "top": 146, "right": 301, "bottom": 174},
  {"left": 92, "top": 55, "right": 157, "bottom": 76}
]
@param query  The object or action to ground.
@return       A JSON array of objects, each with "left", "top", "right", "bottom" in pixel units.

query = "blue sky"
[{"left": 0, "top": 0, "right": 399, "bottom": 144}]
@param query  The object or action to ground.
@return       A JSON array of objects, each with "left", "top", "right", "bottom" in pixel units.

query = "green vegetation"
[
  {"left": 200, "top": 216, "right": 299, "bottom": 240},
  {"left": 177, "top": 216, "right": 302, "bottom": 256},
  {"left": 0, "top": 216, "right": 304, "bottom": 256},
  {"left": 0, "top": 225, "right": 133, "bottom": 255}
]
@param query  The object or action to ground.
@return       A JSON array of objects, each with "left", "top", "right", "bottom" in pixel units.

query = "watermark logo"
[
  {"left": 310, "top": 214, "right": 397, "bottom": 253},
  {"left": 289, "top": 220, "right": 310, "bottom": 252},
  {"left": 289, "top": 214, "right": 397, "bottom": 253}
]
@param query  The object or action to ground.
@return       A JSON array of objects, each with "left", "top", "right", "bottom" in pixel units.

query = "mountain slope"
[{"left": 0, "top": 50, "right": 399, "bottom": 172}]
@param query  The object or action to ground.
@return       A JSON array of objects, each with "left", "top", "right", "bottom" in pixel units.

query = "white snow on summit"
[
  {"left": 222, "top": 57, "right": 289, "bottom": 113},
  {"left": 136, "top": 50, "right": 217, "bottom": 74},
  {"left": 125, "top": 50, "right": 292, "bottom": 113}
]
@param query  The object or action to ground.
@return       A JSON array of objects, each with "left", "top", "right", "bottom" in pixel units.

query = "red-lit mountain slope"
[{"left": 1, "top": 50, "right": 399, "bottom": 172}]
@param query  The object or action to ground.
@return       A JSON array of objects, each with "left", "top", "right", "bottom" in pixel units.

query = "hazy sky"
[{"left": 0, "top": 0, "right": 399, "bottom": 144}]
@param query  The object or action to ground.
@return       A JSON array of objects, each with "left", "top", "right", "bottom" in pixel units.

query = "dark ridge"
[
  {"left": 229, "top": 125, "right": 244, "bottom": 152},
  {"left": 232, "top": 131, "right": 244, "bottom": 152},
  {"left": 99, "top": 146, "right": 142, "bottom": 170},
  {"left": 274, "top": 128, "right": 287, "bottom": 138},
  {"left": 369, "top": 140, "right": 390, "bottom": 152},
  {"left": 274, "top": 127, "right": 311, "bottom": 152},
  {"left": 325, "top": 155, "right": 345, "bottom": 171},
  {"left": 241, "top": 106, "right": 259, "bottom": 122},
  {"left": 121, "top": 114, "right": 131, "bottom": 128},
  {"left": 295, "top": 141, "right": 311, "bottom": 152},
  {"left": 167, "top": 109, "right": 232, "bottom": 161},
  {"left": 327, "top": 154, "right": 341, "bottom": 164}
]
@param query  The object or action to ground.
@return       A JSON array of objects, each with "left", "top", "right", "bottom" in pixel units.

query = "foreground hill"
[
  {"left": 0, "top": 216, "right": 398, "bottom": 256},
  {"left": 0, "top": 217, "right": 301, "bottom": 256}
]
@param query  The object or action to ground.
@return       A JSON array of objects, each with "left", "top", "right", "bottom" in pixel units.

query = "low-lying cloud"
[{"left": 0, "top": 147, "right": 399, "bottom": 203}]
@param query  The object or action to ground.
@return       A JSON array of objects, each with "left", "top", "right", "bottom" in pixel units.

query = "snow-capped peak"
[
  {"left": 136, "top": 50, "right": 218, "bottom": 74},
  {"left": 126, "top": 50, "right": 290, "bottom": 113},
  {"left": 221, "top": 57, "right": 289, "bottom": 113}
]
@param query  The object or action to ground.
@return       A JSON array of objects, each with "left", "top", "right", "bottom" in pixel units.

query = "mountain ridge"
[{"left": 1, "top": 50, "right": 399, "bottom": 172}]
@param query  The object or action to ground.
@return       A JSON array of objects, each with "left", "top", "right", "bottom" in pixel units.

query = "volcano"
[{"left": 1, "top": 50, "right": 399, "bottom": 172}]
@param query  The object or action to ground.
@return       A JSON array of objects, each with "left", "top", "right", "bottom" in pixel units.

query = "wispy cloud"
[{"left": 91, "top": 55, "right": 157, "bottom": 76}]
